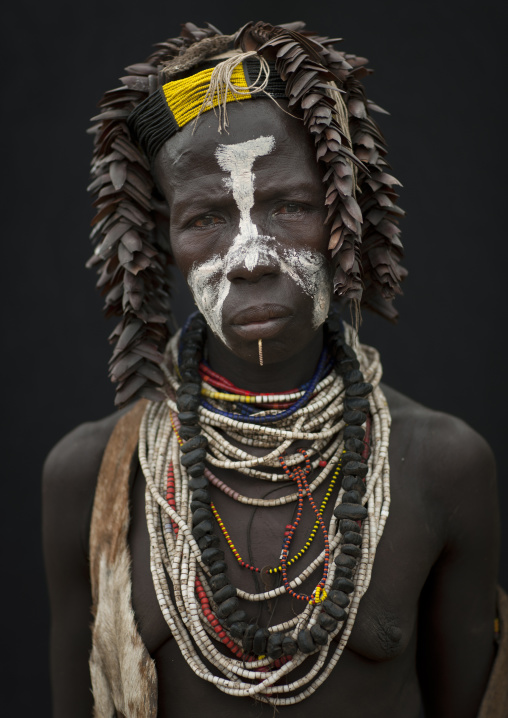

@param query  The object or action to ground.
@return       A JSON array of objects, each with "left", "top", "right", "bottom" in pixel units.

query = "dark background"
[{"left": 2, "top": 0, "right": 507, "bottom": 714}]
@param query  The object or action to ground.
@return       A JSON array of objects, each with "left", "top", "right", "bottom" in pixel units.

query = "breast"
[{"left": 345, "top": 600, "right": 415, "bottom": 661}]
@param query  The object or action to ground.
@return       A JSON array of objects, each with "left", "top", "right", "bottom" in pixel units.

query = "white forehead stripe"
[{"left": 215, "top": 136, "right": 275, "bottom": 244}]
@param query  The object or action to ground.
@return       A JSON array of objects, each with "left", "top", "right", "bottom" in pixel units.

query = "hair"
[{"left": 88, "top": 21, "right": 406, "bottom": 407}]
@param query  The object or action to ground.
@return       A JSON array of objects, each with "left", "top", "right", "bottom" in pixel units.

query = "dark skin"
[{"left": 43, "top": 101, "right": 500, "bottom": 717}]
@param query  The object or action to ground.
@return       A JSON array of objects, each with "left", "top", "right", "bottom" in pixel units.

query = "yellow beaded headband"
[{"left": 128, "top": 53, "right": 287, "bottom": 162}]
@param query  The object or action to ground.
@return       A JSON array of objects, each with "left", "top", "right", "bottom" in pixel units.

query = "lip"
[
  {"left": 230, "top": 304, "right": 293, "bottom": 340},
  {"left": 231, "top": 304, "right": 292, "bottom": 325}
]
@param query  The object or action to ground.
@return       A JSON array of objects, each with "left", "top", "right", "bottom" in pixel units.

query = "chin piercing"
[{"left": 258, "top": 338, "right": 263, "bottom": 366}]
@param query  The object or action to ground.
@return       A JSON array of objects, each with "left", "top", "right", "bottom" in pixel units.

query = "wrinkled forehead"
[{"left": 152, "top": 99, "right": 318, "bottom": 195}]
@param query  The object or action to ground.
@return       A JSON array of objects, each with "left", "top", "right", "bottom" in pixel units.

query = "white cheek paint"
[
  {"left": 279, "top": 249, "right": 331, "bottom": 329},
  {"left": 187, "top": 135, "right": 331, "bottom": 345}
]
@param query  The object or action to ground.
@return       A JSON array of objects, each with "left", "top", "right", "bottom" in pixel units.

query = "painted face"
[
  {"left": 186, "top": 135, "right": 330, "bottom": 345},
  {"left": 154, "top": 99, "right": 333, "bottom": 365}
]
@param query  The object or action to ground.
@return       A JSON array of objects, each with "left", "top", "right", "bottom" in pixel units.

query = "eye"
[
  {"left": 191, "top": 214, "right": 225, "bottom": 228},
  {"left": 273, "top": 202, "right": 306, "bottom": 216}
]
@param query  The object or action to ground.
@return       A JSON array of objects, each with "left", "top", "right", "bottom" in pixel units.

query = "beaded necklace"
[
  {"left": 170, "top": 409, "right": 346, "bottom": 574},
  {"left": 199, "top": 350, "right": 330, "bottom": 423},
  {"left": 211, "top": 458, "right": 343, "bottom": 575},
  {"left": 140, "top": 312, "right": 391, "bottom": 704}
]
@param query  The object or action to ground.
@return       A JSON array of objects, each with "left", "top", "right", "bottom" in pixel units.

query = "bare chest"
[{"left": 128, "top": 433, "right": 442, "bottom": 670}]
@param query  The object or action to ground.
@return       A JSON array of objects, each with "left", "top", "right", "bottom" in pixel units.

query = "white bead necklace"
[{"left": 140, "top": 328, "right": 391, "bottom": 704}]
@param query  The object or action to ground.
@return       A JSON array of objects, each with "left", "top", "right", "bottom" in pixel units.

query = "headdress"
[{"left": 88, "top": 21, "right": 406, "bottom": 407}]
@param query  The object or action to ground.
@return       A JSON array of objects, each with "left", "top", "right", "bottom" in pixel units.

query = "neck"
[{"left": 205, "top": 327, "right": 325, "bottom": 393}]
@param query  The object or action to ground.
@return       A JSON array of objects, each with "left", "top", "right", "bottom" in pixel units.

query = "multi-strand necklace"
[{"left": 139, "top": 312, "right": 391, "bottom": 704}]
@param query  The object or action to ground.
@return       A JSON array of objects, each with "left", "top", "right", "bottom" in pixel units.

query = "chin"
[{"left": 219, "top": 315, "right": 323, "bottom": 365}]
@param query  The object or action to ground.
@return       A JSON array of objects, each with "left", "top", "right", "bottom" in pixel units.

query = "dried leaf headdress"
[{"left": 88, "top": 21, "right": 406, "bottom": 407}]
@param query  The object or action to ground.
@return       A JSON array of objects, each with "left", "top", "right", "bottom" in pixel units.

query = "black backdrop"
[{"left": 2, "top": 0, "right": 507, "bottom": 713}]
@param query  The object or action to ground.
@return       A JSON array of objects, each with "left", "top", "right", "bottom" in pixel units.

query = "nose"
[{"left": 225, "top": 243, "right": 280, "bottom": 284}]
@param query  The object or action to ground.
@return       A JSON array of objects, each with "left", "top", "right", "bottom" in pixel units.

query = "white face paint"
[{"left": 187, "top": 135, "right": 331, "bottom": 345}]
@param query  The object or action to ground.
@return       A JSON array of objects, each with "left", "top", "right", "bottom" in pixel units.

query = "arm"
[
  {"left": 417, "top": 414, "right": 500, "bottom": 717},
  {"left": 42, "top": 416, "right": 119, "bottom": 717}
]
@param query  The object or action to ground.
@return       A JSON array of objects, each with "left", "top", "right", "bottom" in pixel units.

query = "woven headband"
[{"left": 128, "top": 56, "right": 287, "bottom": 163}]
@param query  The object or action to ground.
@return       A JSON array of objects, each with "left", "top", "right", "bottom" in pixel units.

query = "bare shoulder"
[
  {"left": 381, "top": 383, "right": 498, "bottom": 541},
  {"left": 42, "top": 410, "right": 127, "bottom": 564}
]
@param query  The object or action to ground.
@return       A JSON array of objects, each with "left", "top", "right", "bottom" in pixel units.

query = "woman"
[{"left": 43, "top": 21, "right": 504, "bottom": 717}]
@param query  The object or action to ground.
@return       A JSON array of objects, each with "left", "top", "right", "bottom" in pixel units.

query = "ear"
[{"left": 151, "top": 196, "right": 171, "bottom": 219}]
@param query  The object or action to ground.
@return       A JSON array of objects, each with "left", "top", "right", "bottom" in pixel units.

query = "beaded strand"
[
  {"left": 278, "top": 450, "right": 330, "bottom": 604},
  {"left": 210, "top": 455, "right": 343, "bottom": 573}
]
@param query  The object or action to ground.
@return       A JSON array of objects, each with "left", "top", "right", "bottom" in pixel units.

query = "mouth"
[{"left": 230, "top": 304, "right": 293, "bottom": 340}]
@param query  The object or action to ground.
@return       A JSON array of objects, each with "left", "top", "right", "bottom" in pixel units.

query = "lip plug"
[{"left": 258, "top": 339, "right": 263, "bottom": 366}]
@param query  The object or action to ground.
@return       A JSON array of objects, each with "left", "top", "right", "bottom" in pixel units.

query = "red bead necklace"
[
  {"left": 210, "top": 457, "right": 342, "bottom": 576},
  {"left": 278, "top": 449, "right": 331, "bottom": 604}
]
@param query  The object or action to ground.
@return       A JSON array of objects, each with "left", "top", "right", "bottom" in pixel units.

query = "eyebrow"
[{"left": 170, "top": 187, "right": 234, "bottom": 220}]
